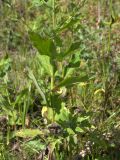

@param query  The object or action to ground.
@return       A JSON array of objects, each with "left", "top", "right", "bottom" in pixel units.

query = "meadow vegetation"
[{"left": 0, "top": 0, "right": 120, "bottom": 159}]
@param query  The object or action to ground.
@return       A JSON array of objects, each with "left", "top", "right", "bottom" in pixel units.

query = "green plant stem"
[
  {"left": 51, "top": 75, "right": 54, "bottom": 90},
  {"left": 51, "top": 0, "right": 56, "bottom": 122},
  {"left": 52, "top": 0, "right": 55, "bottom": 29}
]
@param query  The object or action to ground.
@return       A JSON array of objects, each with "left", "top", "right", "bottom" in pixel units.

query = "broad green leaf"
[
  {"left": 23, "top": 140, "right": 46, "bottom": 152},
  {"left": 53, "top": 75, "right": 88, "bottom": 89},
  {"left": 77, "top": 116, "right": 90, "bottom": 123},
  {"left": 64, "top": 68, "right": 75, "bottom": 79},
  {"left": 29, "top": 32, "right": 57, "bottom": 59},
  {"left": 38, "top": 54, "right": 54, "bottom": 76},
  {"left": 75, "top": 127, "right": 84, "bottom": 133},
  {"left": 55, "top": 105, "right": 70, "bottom": 122},
  {"left": 50, "top": 94, "right": 62, "bottom": 113},
  {"left": 15, "top": 129, "right": 43, "bottom": 138},
  {"left": 66, "top": 128, "right": 75, "bottom": 135}
]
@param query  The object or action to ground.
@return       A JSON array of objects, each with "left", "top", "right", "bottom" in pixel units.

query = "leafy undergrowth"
[{"left": 0, "top": 0, "right": 120, "bottom": 160}]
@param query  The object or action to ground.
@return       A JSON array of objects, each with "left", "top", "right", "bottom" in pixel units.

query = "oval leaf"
[
  {"left": 38, "top": 54, "right": 54, "bottom": 76},
  {"left": 53, "top": 75, "right": 88, "bottom": 90},
  {"left": 15, "top": 129, "right": 43, "bottom": 138},
  {"left": 29, "top": 31, "right": 57, "bottom": 59}
]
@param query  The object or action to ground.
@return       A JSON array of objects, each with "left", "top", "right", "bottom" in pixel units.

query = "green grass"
[{"left": 0, "top": 0, "right": 120, "bottom": 159}]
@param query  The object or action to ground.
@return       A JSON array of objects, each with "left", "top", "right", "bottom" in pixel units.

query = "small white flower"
[{"left": 79, "top": 150, "right": 86, "bottom": 157}]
